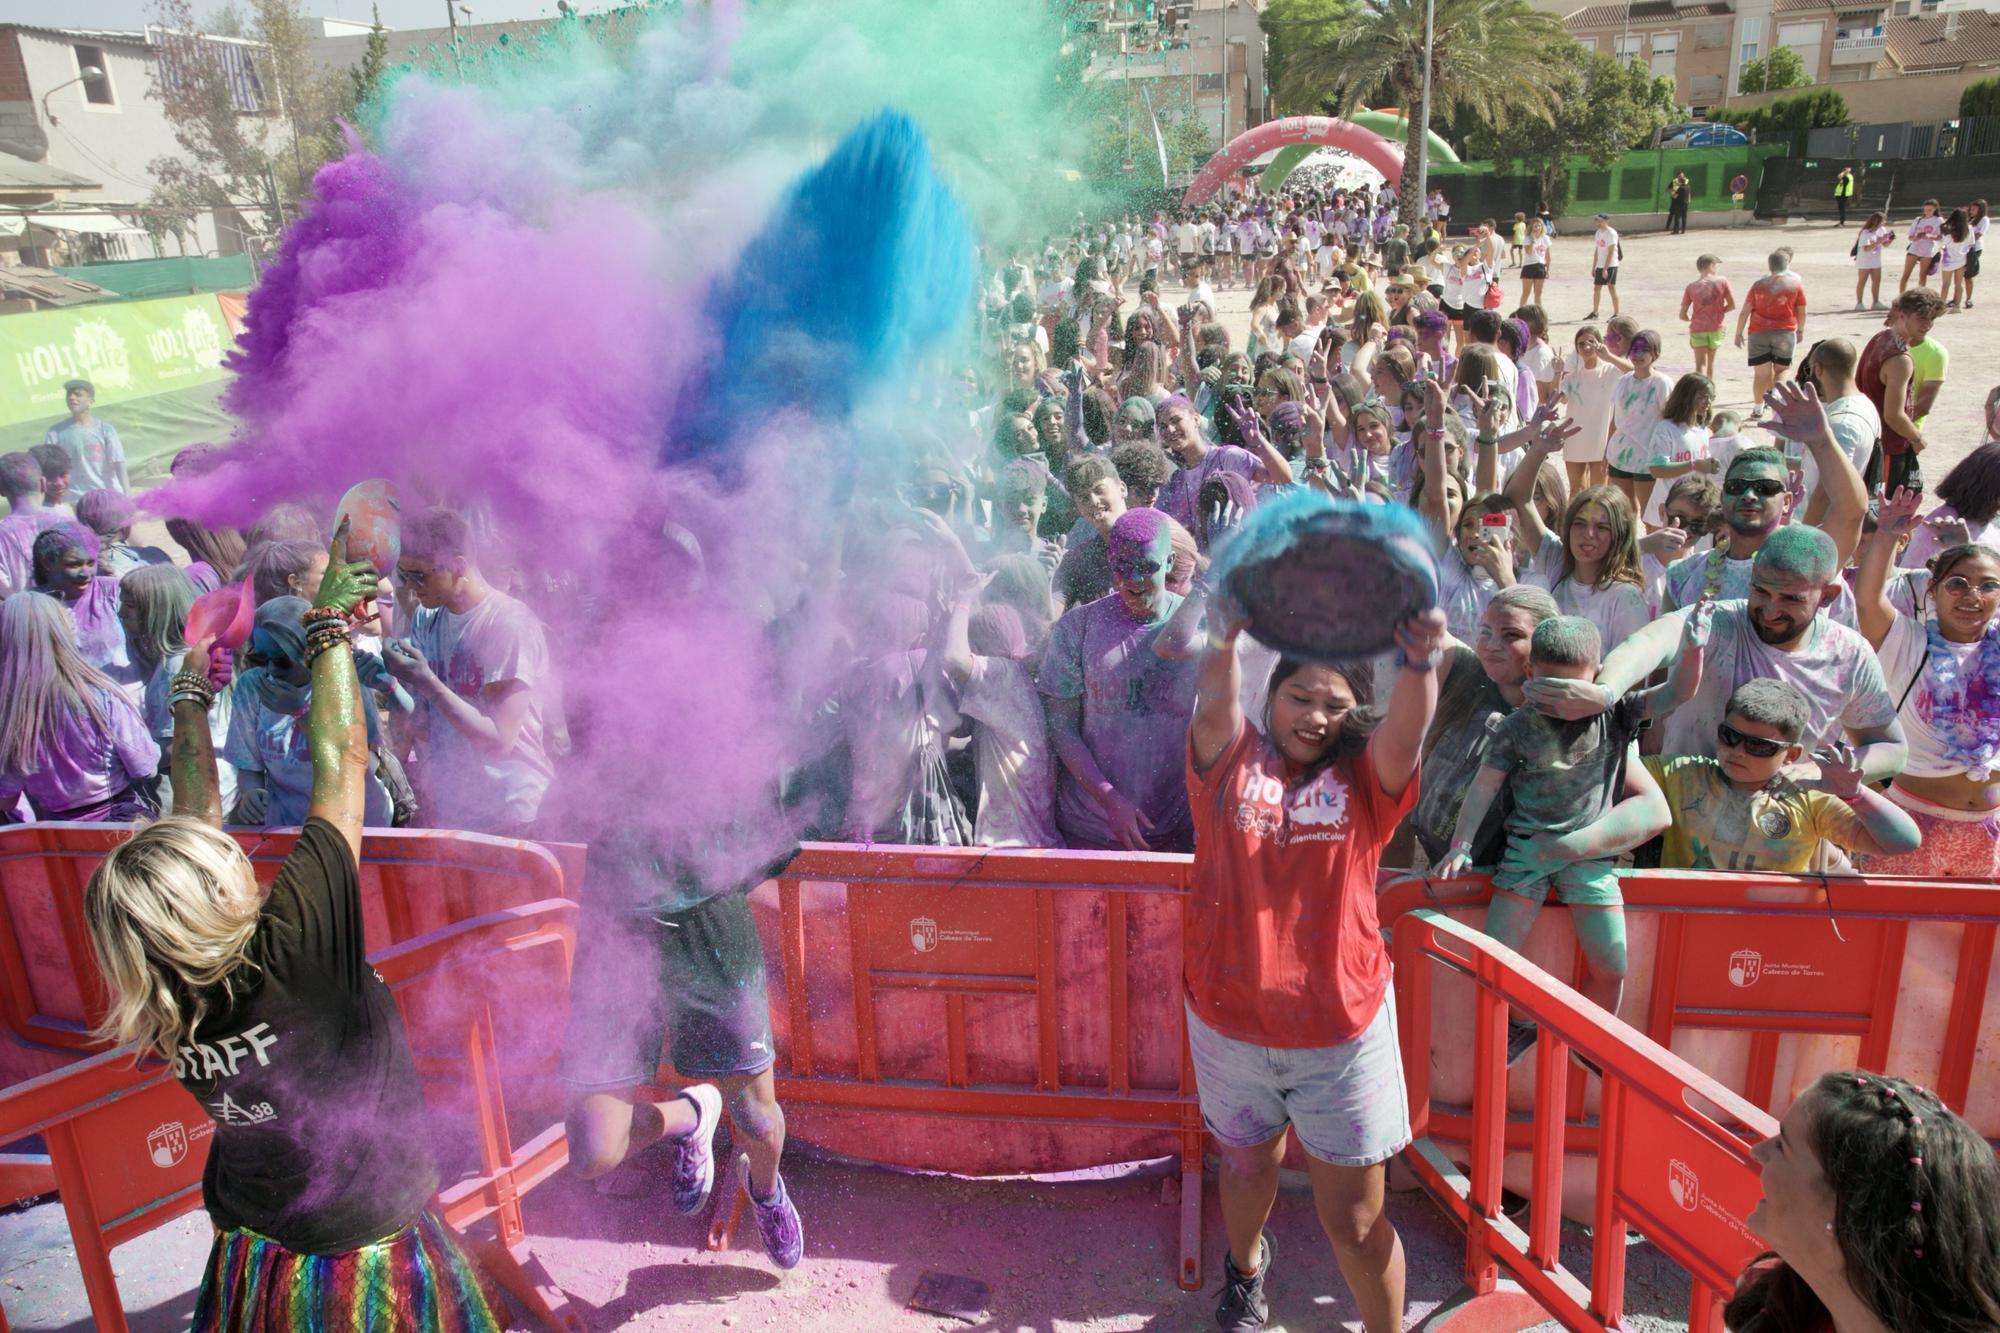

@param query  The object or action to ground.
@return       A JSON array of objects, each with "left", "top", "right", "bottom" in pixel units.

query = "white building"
[
  {"left": 0, "top": 23, "right": 281, "bottom": 265},
  {"left": 1083, "top": 0, "right": 1270, "bottom": 148}
]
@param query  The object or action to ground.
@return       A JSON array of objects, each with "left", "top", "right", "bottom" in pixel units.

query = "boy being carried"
[
  {"left": 1642, "top": 678, "right": 1921, "bottom": 873},
  {"left": 1436, "top": 612, "right": 1699, "bottom": 1064}
]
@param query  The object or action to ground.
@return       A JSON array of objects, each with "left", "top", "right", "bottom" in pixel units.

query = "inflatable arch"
[
  {"left": 1181, "top": 112, "right": 1461, "bottom": 207},
  {"left": 1259, "top": 110, "right": 1461, "bottom": 195}
]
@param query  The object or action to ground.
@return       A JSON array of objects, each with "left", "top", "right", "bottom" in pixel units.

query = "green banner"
[{"left": 0, "top": 294, "right": 233, "bottom": 430}]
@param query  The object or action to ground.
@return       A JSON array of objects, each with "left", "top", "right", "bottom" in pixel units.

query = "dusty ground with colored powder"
[{"left": 1, "top": 1146, "right": 1703, "bottom": 1330}]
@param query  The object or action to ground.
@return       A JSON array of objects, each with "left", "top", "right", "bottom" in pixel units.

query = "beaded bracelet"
[
  {"left": 167, "top": 671, "right": 216, "bottom": 709},
  {"left": 304, "top": 623, "right": 352, "bottom": 666},
  {"left": 302, "top": 605, "right": 352, "bottom": 627}
]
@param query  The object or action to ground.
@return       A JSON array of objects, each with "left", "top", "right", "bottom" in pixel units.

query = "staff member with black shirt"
[{"left": 84, "top": 522, "right": 505, "bottom": 1332}]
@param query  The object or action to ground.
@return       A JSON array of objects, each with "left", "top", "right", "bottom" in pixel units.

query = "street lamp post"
[{"left": 39, "top": 66, "right": 105, "bottom": 127}]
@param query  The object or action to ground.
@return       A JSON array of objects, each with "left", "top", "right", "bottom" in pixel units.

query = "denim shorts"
[{"left": 1184, "top": 993, "right": 1412, "bottom": 1167}]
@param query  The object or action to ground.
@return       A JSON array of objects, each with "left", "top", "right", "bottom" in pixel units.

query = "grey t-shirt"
[{"left": 1486, "top": 696, "right": 1646, "bottom": 838}]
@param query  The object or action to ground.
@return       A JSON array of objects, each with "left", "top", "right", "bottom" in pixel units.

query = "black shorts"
[
  {"left": 1594, "top": 266, "right": 1618, "bottom": 287},
  {"left": 1970, "top": 249, "right": 1984, "bottom": 278},
  {"left": 1521, "top": 263, "right": 1548, "bottom": 279},
  {"left": 560, "top": 890, "right": 775, "bottom": 1090},
  {"left": 1609, "top": 462, "right": 1651, "bottom": 481},
  {"left": 1444, "top": 303, "right": 1466, "bottom": 323}
]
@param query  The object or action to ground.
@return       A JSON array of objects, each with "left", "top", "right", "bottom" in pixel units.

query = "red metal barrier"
[
  {"left": 1377, "top": 870, "right": 2000, "bottom": 1210},
  {"left": 0, "top": 824, "right": 573, "bottom": 1086},
  {"left": 1395, "top": 909, "right": 1776, "bottom": 1333},
  {"left": 710, "top": 842, "right": 1209, "bottom": 1287},
  {"left": 0, "top": 898, "right": 581, "bottom": 1333}
]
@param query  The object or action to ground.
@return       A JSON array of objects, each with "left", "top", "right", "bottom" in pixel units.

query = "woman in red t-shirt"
[
  {"left": 1724, "top": 1070, "right": 2000, "bottom": 1333},
  {"left": 1185, "top": 600, "right": 1446, "bottom": 1333}
]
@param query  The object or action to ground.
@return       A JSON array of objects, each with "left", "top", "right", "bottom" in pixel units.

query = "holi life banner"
[{"left": 0, "top": 293, "right": 238, "bottom": 430}]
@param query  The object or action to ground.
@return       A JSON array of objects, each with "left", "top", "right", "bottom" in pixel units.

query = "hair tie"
[
  {"left": 1912, "top": 1115, "right": 1924, "bottom": 1125},
  {"left": 1912, "top": 1201, "right": 1923, "bottom": 1212},
  {"left": 1912, "top": 1156, "right": 1924, "bottom": 1166},
  {"left": 1915, "top": 1248, "right": 1925, "bottom": 1259},
  {"left": 1855, "top": 1077, "right": 1868, "bottom": 1086}
]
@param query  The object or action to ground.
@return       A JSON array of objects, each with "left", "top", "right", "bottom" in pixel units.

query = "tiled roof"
[
  {"left": 1566, "top": 0, "right": 1732, "bottom": 27},
  {"left": 1884, "top": 11, "right": 2000, "bottom": 71}
]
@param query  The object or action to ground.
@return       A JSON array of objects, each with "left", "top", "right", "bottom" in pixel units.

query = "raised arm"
[
  {"left": 166, "top": 637, "right": 227, "bottom": 829},
  {"left": 1372, "top": 609, "right": 1447, "bottom": 801},
  {"left": 305, "top": 523, "right": 381, "bottom": 861},
  {"left": 1765, "top": 380, "right": 1868, "bottom": 566},
  {"left": 1631, "top": 598, "right": 1712, "bottom": 721},
  {"left": 1417, "top": 382, "right": 1453, "bottom": 526},
  {"left": 1190, "top": 597, "right": 1247, "bottom": 773},
  {"left": 1522, "top": 608, "right": 1687, "bottom": 720},
  {"left": 1854, "top": 487, "right": 1921, "bottom": 649}
]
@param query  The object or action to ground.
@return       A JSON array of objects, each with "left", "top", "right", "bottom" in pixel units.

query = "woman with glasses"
[
  {"left": 224, "top": 596, "right": 396, "bottom": 828},
  {"left": 0, "top": 591, "right": 158, "bottom": 822},
  {"left": 1856, "top": 488, "right": 2000, "bottom": 877}
]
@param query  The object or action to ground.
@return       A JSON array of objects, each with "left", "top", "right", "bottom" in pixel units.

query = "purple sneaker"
[
  {"left": 737, "top": 1153, "right": 803, "bottom": 1269},
  {"left": 668, "top": 1084, "right": 723, "bottom": 1216}
]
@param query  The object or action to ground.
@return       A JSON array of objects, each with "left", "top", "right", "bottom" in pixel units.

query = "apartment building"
[{"left": 1081, "top": 0, "right": 1270, "bottom": 146}]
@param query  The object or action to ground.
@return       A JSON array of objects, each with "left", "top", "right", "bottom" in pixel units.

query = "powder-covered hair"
[
  {"left": 74, "top": 488, "right": 136, "bottom": 537},
  {"left": 1724, "top": 1071, "right": 2000, "bottom": 1333},
  {"left": 402, "top": 506, "right": 476, "bottom": 564},
  {"left": 1754, "top": 524, "right": 1839, "bottom": 587},
  {"left": 1488, "top": 583, "right": 1560, "bottom": 623},
  {"left": 245, "top": 501, "right": 324, "bottom": 549},
  {"left": 84, "top": 818, "right": 265, "bottom": 1062},
  {"left": 1110, "top": 442, "right": 1173, "bottom": 497},
  {"left": 969, "top": 604, "right": 1029, "bottom": 661},
  {"left": 31, "top": 520, "right": 98, "bottom": 584},
  {"left": 0, "top": 451, "right": 41, "bottom": 501},
  {"left": 1725, "top": 678, "right": 1809, "bottom": 742},
  {"left": 119, "top": 563, "right": 199, "bottom": 676},
  {"left": 0, "top": 590, "right": 118, "bottom": 773},
  {"left": 1530, "top": 615, "right": 1600, "bottom": 667},
  {"left": 245, "top": 539, "right": 323, "bottom": 607}
]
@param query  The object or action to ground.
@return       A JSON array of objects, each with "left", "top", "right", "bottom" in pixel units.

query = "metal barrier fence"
[
  {"left": 1394, "top": 910, "right": 1774, "bottom": 1332},
  {"left": 7, "top": 832, "right": 1998, "bottom": 1325},
  {"left": 0, "top": 899, "right": 581, "bottom": 1333},
  {"left": 0, "top": 823, "right": 572, "bottom": 1086}
]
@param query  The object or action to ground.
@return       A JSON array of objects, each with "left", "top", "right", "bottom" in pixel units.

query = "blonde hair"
[
  {"left": 0, "top": 592, "right": 117, "bottom": 773},
  {"left": 84, "top": 819, "right": 263, "bottom": 1061}
]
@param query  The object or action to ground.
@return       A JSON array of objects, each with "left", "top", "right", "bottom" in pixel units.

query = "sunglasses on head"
[
  {"left": 1717, "top": 721, "right": 1788, "bottom": 759},
  {"left": 243, "top": 650, "right": 295, "bottom": 673},
  {"left": 1723, "top": 478, "right": 1786, "bottom": 499}
]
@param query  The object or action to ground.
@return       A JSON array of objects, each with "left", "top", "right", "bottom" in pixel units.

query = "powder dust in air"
[{"left": 149, "top": 0, "right": 1102, "bottom": 877}]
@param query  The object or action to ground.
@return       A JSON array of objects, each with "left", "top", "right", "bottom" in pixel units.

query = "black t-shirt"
[
  {"left": 172, "top": 818, "right": 438, "bottom": 1253},
  {"left": 1403, "top": 645, "right": 1513, "bottom": 867},
  {"left": 1382, "top": 238, "right": 1410, "bottom": 272}
]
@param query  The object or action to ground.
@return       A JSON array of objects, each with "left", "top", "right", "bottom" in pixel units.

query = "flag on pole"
[{"left": 1139, "top": 85, "right": 1171, "bottom": 188}]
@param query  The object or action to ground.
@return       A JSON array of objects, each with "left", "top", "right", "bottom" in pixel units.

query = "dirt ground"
[
  {"left": 0, "top": 1145, "right": 1701, "bottom": 1332},
  {"left": 1204, "top": 217, "right": 1989, "bottom": 486}
]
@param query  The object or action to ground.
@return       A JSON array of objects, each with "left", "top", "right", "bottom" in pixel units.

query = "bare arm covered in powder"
[
  {"left": 170, "top": 636, "right": 225, "bottom": 829},
  {"left": 307, "top": 523, "right": 383, "bottom": 862},
  {"left": 1189, "top": 597, "right": 1246, "bottom": 773}
]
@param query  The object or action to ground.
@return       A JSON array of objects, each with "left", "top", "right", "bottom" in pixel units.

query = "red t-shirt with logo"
[{"left": 1184, "top": 722, "right": 1418, "bottom": 1048}]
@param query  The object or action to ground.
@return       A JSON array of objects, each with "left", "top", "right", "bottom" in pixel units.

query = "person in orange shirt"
[{"left": 1184, "top": 597, "right": 1446, "bottom": 1333}]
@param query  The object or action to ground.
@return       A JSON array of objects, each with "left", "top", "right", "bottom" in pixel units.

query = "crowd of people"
[{"left": 4, "top": 177, "right": 1997, "bottom": 1331}]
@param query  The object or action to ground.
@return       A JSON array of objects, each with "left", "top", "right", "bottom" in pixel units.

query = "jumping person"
[
  {"left": 82, "top": 525, "right": 508, "bottom": 1331},
  {"left": 1188, "top": 589, "right": 1446, "bottom": 1333}
]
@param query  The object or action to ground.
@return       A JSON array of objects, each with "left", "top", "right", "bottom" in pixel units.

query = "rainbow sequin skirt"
[{"left": 189, "top": 1210, "right": 506, "bottom": 1332}]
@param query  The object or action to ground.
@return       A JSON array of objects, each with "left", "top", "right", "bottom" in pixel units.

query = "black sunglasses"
[
  {"left": 395, "top": 565, "right": 430, "bottom": 587},
  {"left": 243, "top": 650, "right": 295, "bottom": 673},
  {"left": 1717, "top": 722, "right": 1787, "bottom": 759},
  {"left": 1723, "top": 478, "right": 1786, "bottom": 499}
]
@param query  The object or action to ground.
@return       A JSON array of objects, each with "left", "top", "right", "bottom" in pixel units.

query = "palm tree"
[{"left": 1267, "top": 0, "right": 1573, "bottom": 225}]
